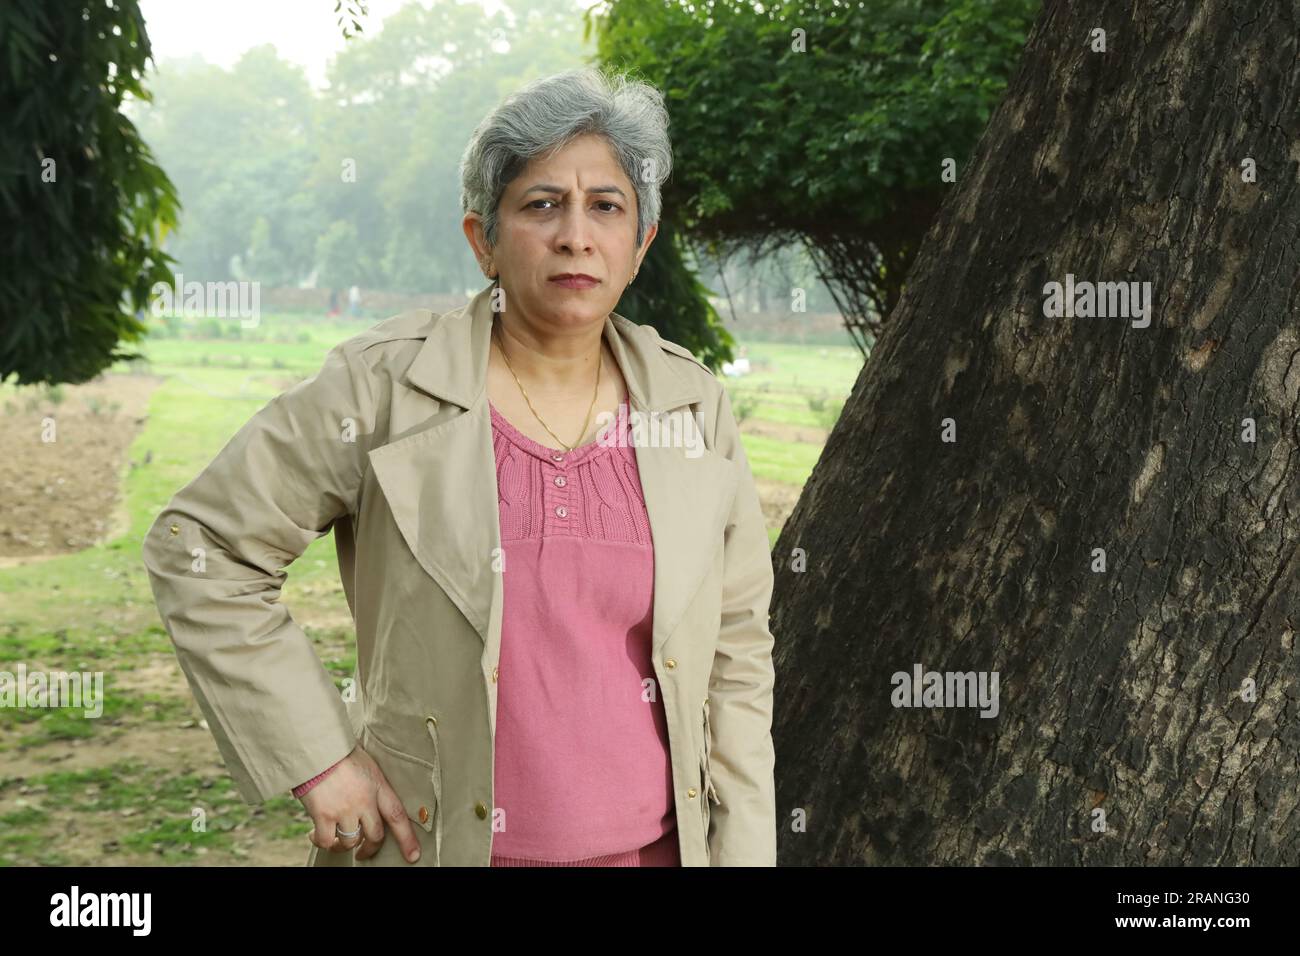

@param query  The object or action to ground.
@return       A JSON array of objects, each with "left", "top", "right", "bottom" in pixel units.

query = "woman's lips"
[{"left": 549, "top": 275, "right": 600, "bottom": 289}]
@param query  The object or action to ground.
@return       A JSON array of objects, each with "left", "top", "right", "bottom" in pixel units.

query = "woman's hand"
[{"left": 301, "top": 746, "right": 422, "bottom": 863}]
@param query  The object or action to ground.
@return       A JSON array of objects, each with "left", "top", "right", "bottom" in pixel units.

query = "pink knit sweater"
[{"left": 294, "top": 398, "right": 680, "bottom": 867}]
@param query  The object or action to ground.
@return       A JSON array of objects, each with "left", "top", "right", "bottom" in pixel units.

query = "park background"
[{"left": 0, "top": 0, "right": 1037, "bottom": 864}]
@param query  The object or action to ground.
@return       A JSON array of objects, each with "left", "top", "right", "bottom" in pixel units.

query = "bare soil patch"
[
  {"left": 741, "top": 418, "right": 828, "bottom": 445},
  {"left": 755, "top": 479, "right": 802, "bottom": 529},
  {"left": 0, "top": 374, "right": 161, "bottom": 564}
]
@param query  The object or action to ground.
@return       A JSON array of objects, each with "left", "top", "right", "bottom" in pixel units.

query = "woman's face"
[{"left": 465, "top": 132, "right": 656, "bottom": 332}]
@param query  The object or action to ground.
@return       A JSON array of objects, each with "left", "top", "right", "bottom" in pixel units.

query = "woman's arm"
[
  {"left": 705, "top": 384, "right": 778, "bottom": 866},
  {"left": 141, "top": 339, "right": 379, "bottom": 804}
]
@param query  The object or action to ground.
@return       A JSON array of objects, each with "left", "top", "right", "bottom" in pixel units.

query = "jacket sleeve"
[
  {"left": 706, "top": 384, "right": 778, "bottom": 865},
  {"left": 140, "top": 340, "right": 376, "bottom": 804}
]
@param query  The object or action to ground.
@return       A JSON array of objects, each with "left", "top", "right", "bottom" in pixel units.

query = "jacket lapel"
[{"left": 366, "top": 281, "right": 737, "bottom": 677}]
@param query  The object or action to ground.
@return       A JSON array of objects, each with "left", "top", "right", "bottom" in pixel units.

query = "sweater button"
[
  {"left": 554, "top": 475, "right": 566, "bottom": 487},
  {"left": 555, "top": 506, "right": 567, "bottom": 518},
  {"left": 551, "top": 453, "right": 564, "bottom": 462}
]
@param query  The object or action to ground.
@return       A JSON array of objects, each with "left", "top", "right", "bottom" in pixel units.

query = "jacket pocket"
[
  {"left": 356, "top": 719, "right": 442, "bottom": 866},
  {"left": 699, "top": 698, "right": 721, "bottom": 839}
]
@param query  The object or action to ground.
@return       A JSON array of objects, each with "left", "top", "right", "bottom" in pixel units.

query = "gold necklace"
[{"left": 492, "top": 318, "right": 602, "bottom": 452}]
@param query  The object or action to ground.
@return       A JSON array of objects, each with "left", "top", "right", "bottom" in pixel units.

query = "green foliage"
[
  {"left": 587, "top": 0, "right": 1039, "bottom": 314},
  {"left": 806, "top": 389, "right": 844, "bottom": 429},
  {"left": 734, "top": 394, "right": 758, "bottom": 424},
  {"left": 815, "top": 397, "right": 844, "bottom": 432},
  {"left": 245, "top": 215, "right": 291, "bottom": 287},
  {"left": 614, "top": 217, "right": 735, "bottom": 370},
  {"left": 134, "top": 46, "right": 319, "bottom": 285},
  {"left": 590, "top": 0, "right": 1037, "bottom": 231},
  {"left": 316, "top": 220, "right": 363, "bottom": 291},
  {"left": 334, "top": 0, "right": 370, "bottom": 40},
  {"left": 0, "top": 0, "right": 180, "bottom": 386}
]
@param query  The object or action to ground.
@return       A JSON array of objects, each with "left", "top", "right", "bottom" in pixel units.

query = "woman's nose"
[{"left": 553, "top": 203, "right": 594, "bottom": 252}]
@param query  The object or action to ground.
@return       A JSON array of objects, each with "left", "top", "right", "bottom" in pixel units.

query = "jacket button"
[
  {"left": 418, "top": 806, "right": 430, "bottom": 824},
  {"left": 491, "top": 666, "right": 499, "bottom": 682},
  {"left": 475, "top": 802, "right": 489, "bottom": 820},
  {"left": 665, "top": 658, "right": 677, "bottom": 669},
  {"left": 169, "top": 524, "right": 180, "bottom": 535},
  {"left": 426, "top": 715, "right": 437, "bottom": 728},
  {"left": 687, "top": 787, "right": 697, "bottom": 799}
]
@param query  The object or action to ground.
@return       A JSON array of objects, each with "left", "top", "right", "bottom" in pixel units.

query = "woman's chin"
[{"left": 533, "top": 299, "right": 614, "bottom": 326}]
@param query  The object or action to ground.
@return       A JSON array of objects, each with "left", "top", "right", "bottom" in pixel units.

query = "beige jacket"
[{"left": 141, "top": 281, "right": 777, "bottom": 866}]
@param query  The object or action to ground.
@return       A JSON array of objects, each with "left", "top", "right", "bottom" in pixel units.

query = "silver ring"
[{"left": 335, "top": 823, "right": 362, "bottom": 839}]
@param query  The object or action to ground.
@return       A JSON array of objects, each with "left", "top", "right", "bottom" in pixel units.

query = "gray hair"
[{"left": 458, "top": 67, "right": 673, "bottom": 253}]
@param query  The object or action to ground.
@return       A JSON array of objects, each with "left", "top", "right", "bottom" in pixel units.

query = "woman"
[{"left": 141, "top": 67, "right": 776, "bottom": 867}]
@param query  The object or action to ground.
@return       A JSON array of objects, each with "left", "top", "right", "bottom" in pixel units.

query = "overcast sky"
[{"left": 136, "top": 0, "right": 508, "bottom": 88}]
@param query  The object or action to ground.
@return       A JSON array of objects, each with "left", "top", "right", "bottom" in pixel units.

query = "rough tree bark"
[{"left": 772, "top": 0, "right": 1300, "bottom": 865}]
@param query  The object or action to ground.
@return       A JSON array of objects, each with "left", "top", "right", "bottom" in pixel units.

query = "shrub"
[
  {"left": 815, "top": 398, "right": 844, "bottom": 432},
  {"left": 734, "top": 394, "right": 758, "bottom": 424}
]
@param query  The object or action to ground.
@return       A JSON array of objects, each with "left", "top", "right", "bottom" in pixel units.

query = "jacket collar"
[{"left": 403, "top": 280, "right": 704, "bottom": 413}]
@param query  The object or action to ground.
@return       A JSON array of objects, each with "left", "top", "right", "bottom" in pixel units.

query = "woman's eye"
[{"left": 528, "top": 199, "right": 620, "bottom": 212}]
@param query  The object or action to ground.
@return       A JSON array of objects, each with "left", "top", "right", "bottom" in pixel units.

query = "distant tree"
[
  {"left": 135, "top": 46, "right": 320, "bottom": 285},
  {"left": 316, "top": 220, "right": 363, "bottom": 291},
  {"left": 244, "top": 215, "right": 292, "bottom": 288}
]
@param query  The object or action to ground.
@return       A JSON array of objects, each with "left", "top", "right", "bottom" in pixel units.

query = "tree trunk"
[{"left": 772, "top": 0, "right": 1300, "bottom": 865}]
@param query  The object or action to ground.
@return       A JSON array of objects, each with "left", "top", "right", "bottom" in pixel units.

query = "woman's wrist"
[{"left": 291, "top": 759, "right": 343, "bottom": 798}]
